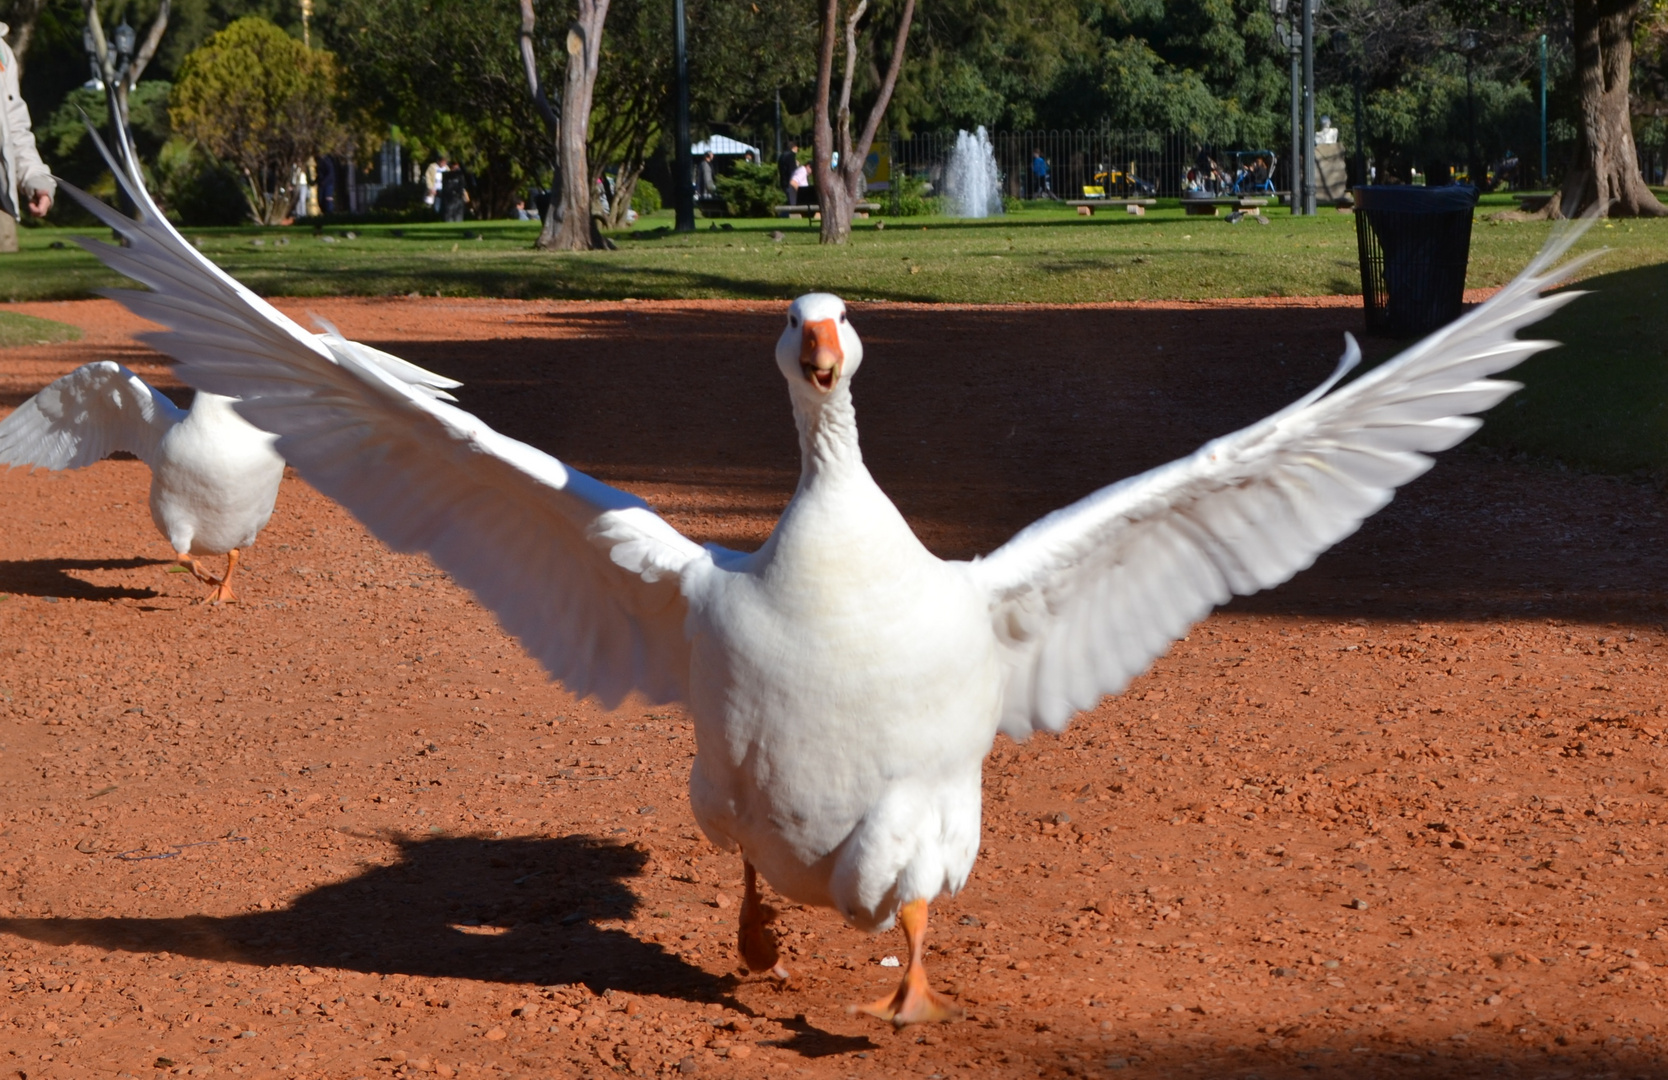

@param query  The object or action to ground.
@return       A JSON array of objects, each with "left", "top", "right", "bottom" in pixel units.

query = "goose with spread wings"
[
  {"left": 0, "top": 340, "right": 459, "bottom": 603},
  {"left": 64, "top": 159, "right": 1591, "bottom": 1022}
]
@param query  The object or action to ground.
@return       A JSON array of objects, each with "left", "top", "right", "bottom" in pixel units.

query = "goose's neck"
[{"left": 792, "top": 384, "right": 862, "bottom": 481}]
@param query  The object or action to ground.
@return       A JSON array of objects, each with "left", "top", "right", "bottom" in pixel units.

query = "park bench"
[
  {"left": 774, "top": 202, "right": 881, "bottom": 219},
  {"left": 1182, "top": 196, "right": 1271, "bottom": 217},
  {"left": 1066, "top": 198, "right": 1157, "bottom": 216}
]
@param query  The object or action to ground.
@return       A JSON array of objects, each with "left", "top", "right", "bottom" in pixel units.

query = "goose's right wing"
[
  {"left": 0, "top": 360, "right": 185, "bottom": 470},
  {"left": 60, "top": 166, "right": 717, "bottom": 708}
]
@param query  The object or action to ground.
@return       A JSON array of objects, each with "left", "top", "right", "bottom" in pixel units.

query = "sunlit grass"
[{"left": 5, "top": 193, "right": 1662, "bottom": 305}]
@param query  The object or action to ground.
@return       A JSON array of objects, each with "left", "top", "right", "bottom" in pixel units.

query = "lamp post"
[
  {"left": 1300, "top": 0, "right": 1315, "bottom": 214},
  {"left": 1538, "top": 33, "right": 1548, "bottom": 186},
  {"left": 1460, "top": 29, "right": 1479, "bottom": 188},
  {"left": 1268, "top": 0, "right": 1303, "bottom": 214},
  {"left": 673, "top": 0, "right": 694, "bottom": 232}
]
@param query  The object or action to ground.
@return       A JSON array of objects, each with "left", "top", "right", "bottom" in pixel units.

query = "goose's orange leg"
[
  {"left": 204, "top": 548, "right": 241, "bottom": 604},
  {"left": 856, "top": 899, "right": 963, "bottom": 1026},
  {"left": 737, "top": 861, "right": 789, "bottom": 979},
  {"left": 173, "top": 551, "right": 216, "bottom": 586}
]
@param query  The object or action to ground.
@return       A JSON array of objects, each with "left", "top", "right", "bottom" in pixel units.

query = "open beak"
[{"left": 799, "top": 319, "right": 843, "bottom": 394}]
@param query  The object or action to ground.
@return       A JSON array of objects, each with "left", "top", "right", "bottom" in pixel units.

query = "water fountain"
[{"left": 944, "top": 127, "right": 1003, "bottom": 218}]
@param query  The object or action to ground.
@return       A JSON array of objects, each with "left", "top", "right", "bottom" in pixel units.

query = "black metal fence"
[{"left": 888, "top": 130, "right": 1291, "bottom": 200}]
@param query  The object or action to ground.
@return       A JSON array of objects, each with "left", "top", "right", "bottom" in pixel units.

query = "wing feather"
[
  {"left": 59, "top": 158, "right": 714, "bottom": 708},
  {"left": 973, "top": 222, "right": 1598, "bottom": 739},
  {"left": 0, "top": 361, "right": 185, "bottom": 470}
]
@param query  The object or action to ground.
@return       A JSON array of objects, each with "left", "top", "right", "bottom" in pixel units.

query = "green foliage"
[
  {"left": 631, "top": 178, "right": 663, "bottom": 216},
  {"left": 713, "top": 161, "right": 783, "bottom": 217},
  {"left": 886, "top": 172, "right": 937, "bottom": 216},
  {"left": 318, "top": 0, "right": 549, "bottom": 220},
  {"left": 170, "top": 17, "right": 354, "bottom": 224}
]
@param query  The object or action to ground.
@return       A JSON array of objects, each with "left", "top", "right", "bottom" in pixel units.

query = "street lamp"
[
  {"left": 1300, "top": 0, "right": 1315, "bottom": 214},
  {"left": 1268, "top": 0, "right": 1303, "bottom": 214},
  {"left": 673, "top": 0, "right": 694, "bottom": 232},
  {"left": 1331, "top": 28, "right": 1365, "bottom": 188},
  {"left": 1460, "top": 29, "right": 1479, "bottom": 188}
]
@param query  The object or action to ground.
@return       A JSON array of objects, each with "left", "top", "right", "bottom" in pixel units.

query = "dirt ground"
[{"left": 3, "top": 295, "right": 1668, "bottom": 1080}]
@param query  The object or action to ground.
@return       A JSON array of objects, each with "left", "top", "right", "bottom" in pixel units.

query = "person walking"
[
  {"left": 1029, "top": 149, "right": 1054, "bottom": 200},
  {"left": 0, "top": 22, "right": 55, "bottom": 254},
  {"left": 777, "top": 140, "right": 800, "bottom": 201},
  {"left": 423, "top": 155, "right": 448, "bottom": 208},
  {"left": 698, "top": 150, "right": 717, "bottom": 199}
]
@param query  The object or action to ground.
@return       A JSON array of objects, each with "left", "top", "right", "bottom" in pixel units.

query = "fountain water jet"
[{"left": 944, "top": 127, "right": 1003, "bottom": 218}]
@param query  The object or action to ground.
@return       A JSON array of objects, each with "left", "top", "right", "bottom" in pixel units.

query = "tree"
[
  {"left": 170, "top": 16, "right": 350, "bottom": 223},
  {"left": 323, "top": 0, "right": 549, "bottom": 221},
  {"left": 1556, "top": 0, "right": 1667, "bottom": 215},
  {"left": 81, "top": 0, "right": 172, "bottom": 128},
  {"left": 812, "top": 0, "right": 914, "bottom": 245},
  {"left": 520, "top": 0, "right": 611, "bottom": 251},
  {"left": 1, "top": 0, "right": 50, "bottom": 65}
]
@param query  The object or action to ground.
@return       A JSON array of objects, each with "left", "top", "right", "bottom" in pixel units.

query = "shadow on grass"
[
  {"left": 0, "top": 833, "right": 744, "bottom": 1006},
  {"left": 1474, "top": 259, "right": 1668, "bottom": 475},
  {"left": 0, "top": 556, "right": 167, "bottom": 600}
]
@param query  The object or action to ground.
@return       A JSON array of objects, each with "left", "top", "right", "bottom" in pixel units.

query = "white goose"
[
  {"left": 0, "top": 364, "right": 283, "bottom": 602},
  {"left": 0, "top": 347, "right": 457, "bottom": 604},
  {"left": 66, "top": 164, "right": 1591, "bottom": 1023}
]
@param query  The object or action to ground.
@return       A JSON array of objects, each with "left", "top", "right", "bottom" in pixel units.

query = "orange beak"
[{"left": 799, "top": 319, "right": 843, "bottom": 393}]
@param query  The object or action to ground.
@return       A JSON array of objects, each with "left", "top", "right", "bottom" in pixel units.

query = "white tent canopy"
[{"left": 691, "top": 135, "right": 761, "bottom": 157}]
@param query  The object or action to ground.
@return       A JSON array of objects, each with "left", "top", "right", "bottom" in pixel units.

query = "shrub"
[
  {"left": 886, "top": 171, "right": 936, "bottom": 216},
  {"left": 631, "top": 178, "right": 662, "bottom": 216},
  {"left": 714, "top": 161, "right": 782, "bottom": 217}
]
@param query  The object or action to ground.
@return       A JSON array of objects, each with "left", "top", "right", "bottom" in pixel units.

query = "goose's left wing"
[{"left": 970, "top": 227, "right": 1595, "bottom": 740}]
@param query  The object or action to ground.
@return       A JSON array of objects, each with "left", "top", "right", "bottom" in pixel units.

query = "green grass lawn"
[
  {"left": 6, "top": 192, "right": 1667, "bottom": 480},
  {"left": 0, "top": 309, "right": 83, "bottom": 346},
  {"left": 5, "top": 193, "right": 1663, "bottom": 305}
]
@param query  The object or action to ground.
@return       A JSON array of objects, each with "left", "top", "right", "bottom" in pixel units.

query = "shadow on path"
[
  {"left": 0, "top": 556, "right": 167, "bottom": 600},
  {"left": 0, "top": 833, "right": 739, "bottom": 1005}
]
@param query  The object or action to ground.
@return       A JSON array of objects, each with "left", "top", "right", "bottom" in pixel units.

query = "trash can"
[{"left": 1352, "top": 184, "right": 1478, "bottom": 337}]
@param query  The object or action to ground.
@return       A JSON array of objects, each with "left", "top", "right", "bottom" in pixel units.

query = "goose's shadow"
[
  {"left": 0, "top": 833, "right": 737, "bottom": 1004},
  {"left": 0, "top": 556, "right": 167, "bottom": 600}
]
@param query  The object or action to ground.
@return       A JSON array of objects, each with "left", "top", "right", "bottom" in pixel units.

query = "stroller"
[{"left": 1228, "top": 151, "right": 1278, "bottom": 196}]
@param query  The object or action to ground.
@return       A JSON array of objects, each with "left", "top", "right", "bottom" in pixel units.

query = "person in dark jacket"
[{"left": 777, "top": 140, "right": 800, "bottom": 200}]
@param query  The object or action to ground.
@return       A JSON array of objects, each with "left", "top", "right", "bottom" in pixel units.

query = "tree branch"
[
  {"left": 836, "top": 0, "right": 867, "bottom": 165},
  {"left": 126, "top": 0, "right": 171, "bottom": 91},
  {"left": 518, "top": 0, "right": 560, "bottom": 132},
  {"left": 849, "top": 0, "right": 912, "bottom": 184}
]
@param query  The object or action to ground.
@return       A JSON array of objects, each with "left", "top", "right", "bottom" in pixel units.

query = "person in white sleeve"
[{"left": 0, "top": 23, "right": 55, "bottom": 253}]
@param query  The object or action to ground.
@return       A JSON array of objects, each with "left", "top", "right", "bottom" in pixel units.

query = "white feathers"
[
  {"left": 0, "top": 361, "right": 185, "bottom": 470},
  {"left": 972, "top": 223, "right": 1596, "bottom": 738}
]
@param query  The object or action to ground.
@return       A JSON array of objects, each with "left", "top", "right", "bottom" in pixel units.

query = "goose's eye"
[
  {"left": 790, "top": 316, "right": 799, "bottom": 328},
  {"left": 838, "top": 311, "right": 847, "bottom": 323}
]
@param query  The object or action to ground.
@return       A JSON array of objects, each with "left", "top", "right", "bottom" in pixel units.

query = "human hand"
[{"left": 27, "top": 191, "right": 52, "bottom": 217}]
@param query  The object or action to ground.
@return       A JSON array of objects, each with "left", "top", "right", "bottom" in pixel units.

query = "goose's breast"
[{"left": 687, "top": 551, "right": 1000, "bottom": 852}]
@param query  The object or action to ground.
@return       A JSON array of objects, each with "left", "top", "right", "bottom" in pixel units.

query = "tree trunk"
[
  {"left": 539, "top": 1, "right": 611, "bottom": 251},
  {"left": 607, "top": 163, "right": 643, "bottom": 229},
  {"left": 812, "top": 0, "right": 913, "bottom": 245},
  {"left": 3, "top": 0, "right": 49, "bottom": 66},
  {"left": 1555, "top": 0, "right": 1667, "bottom": 217}
]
